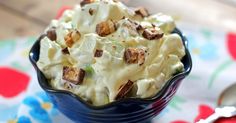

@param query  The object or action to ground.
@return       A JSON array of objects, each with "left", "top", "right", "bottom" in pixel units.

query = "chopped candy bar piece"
[
  {"left": 71, "top": 30, "right": 81, "bottom": 41},
  {"left": 135, "top": 7, "right": 149, "bottom": 18},
  {"left": 64, "top": 30, "right": 81, "bottom": 47},
  {"left": 124, "top": 48, "right": 146, "bottom": 65},
  {"left": 115, "top": 80, "right": 134, "bottom": 100},
  {"left": 136, "top": 24, "right": 144, "bottom": 32},
  {"left": 89, "top": 8, "right": 95, "bottom": 15},
  {"left": 64, "top": 32, "right": 74, "bottom": 47},
  {"left": 96, "top": 20, "right": 116, "bottom": 37},
  {"left": 124, "top": 48, "right": 139, "bottom": 64},
  {"left": 62, "top": 66, "right": 85, "bottom": 85},
  {"left": 94, "top": 49, "right": 103, "bottom": 57},
  {"left": 80, "top": 0, "right": 95, "bottom": 7},
  {"left": 62, "top": 47, "right": 70, "bottom": 55},
  {"left": 142, "top": 29, "right": 164, "bottom": 40}
]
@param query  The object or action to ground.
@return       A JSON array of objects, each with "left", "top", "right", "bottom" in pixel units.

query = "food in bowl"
[{"left": 37, "top": 0, "right": 186, "bottom": 106}]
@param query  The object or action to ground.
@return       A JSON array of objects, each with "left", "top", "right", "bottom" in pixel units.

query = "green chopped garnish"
[{"left": 84, "top": 64, "right": 95, "bottom": 76}]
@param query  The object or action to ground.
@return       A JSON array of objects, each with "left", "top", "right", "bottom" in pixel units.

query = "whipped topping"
[{"left": 37, "top": 0, "right": 185, "bottom": 106}]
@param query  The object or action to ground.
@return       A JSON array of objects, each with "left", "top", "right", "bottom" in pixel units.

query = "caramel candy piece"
[
  {"left": 142, "top": 29, "right": 164, "bottom": 40},
  {"left": 115, "top": 80, "right": 134, "bottom": 100},
  {"left": 94, "top": 49, "right": 103, "bottom": 57},
  {"left": 80, "top": 0, "right": 95, "bottom": 7},
  {"left": 96, "top": 20, "right": 116, "bottom": 37},
  {"left": 124, "top": 48, "right": 145, "bottom": 65},
  {"left": 64, "top": 30, "right": 81, "bottom": 47},
  {"left": 62, "top": 66, "right": 86, "bottom": 85},
  {"left": 46, "top": 28, "right": 57, "bottom": 41},
  {"left": 135, "top": 7, "right": 149, "bottom": 18}
]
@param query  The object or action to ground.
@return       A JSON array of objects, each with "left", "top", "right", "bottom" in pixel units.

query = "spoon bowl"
[
  {"left": 218, "top": 83, "right": 236, "bottom": 107},
  {"left": 197, "top": 83, "right": 236, "bottom": 123}
]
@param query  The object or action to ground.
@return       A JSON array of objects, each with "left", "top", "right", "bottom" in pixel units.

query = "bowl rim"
[{"left": 29, "top": 28, "right": 192, "bottom": 110}]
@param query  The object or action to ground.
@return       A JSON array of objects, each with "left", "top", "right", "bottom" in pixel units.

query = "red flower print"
[
  {"left": 227, "top": 33, "right": 236, "bottom": 61},
  {"left": 194, "top": 104, "right": 215, "bottom": 122},
  {"left": 0, "top": 67, "right": 30, "bottom": 98}
]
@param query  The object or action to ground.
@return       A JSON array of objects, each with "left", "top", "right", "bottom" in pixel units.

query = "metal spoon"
[{"left": 197, "top": 83, "right": 236, "bottom": 123}]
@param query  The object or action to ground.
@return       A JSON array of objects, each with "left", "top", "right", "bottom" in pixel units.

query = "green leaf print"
[
  {"left": 169, "top": 95, "right": 186, "bottom": 111},
  {"left": 208, "top": 59, "right": 234, "bottom": 88}
]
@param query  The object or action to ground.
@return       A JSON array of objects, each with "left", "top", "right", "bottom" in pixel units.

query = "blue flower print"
[
  {"left": 22, "top": 92, "right": 58, "bottom": 123},
  {"left": 18, "top": 116, "right": 31, "bottom": 123},
  {"left": 0, "top": 104, "right": 19, "bottom": 122},
  {"left": 187, "top": 34, "right": 219, "bottom": 61}
]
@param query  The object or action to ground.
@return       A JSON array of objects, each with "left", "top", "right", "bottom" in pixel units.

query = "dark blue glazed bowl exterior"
[{"left": 29, "top": 28, "right": 192, "bottom": 123}]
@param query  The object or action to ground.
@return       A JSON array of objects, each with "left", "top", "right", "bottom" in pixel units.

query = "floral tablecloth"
[{"left": 1, "top": 21, "right": 236, "bottom": 123}]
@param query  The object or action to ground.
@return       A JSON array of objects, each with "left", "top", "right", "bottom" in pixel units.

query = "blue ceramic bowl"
[{"left": 29, "top": 28, "right": 192, "bottom": 123}]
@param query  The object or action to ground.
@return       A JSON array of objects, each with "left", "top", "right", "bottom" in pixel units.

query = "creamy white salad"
[{"left": 37, "top": 0, "right": 185, "bottom": 106}]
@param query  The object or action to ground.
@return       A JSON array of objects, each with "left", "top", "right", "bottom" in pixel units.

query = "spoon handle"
[
  {"left": 197, "top": 106, "right": 236, "bottom": 123},
  {"left": 197, "top": 113, "right": 220, "bottom": 123}
]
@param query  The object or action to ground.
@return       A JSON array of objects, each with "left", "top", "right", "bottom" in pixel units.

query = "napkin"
[
  {"left": 0, "top": 24, "right": 235, "bottom": 123},
  {"left": 1, "top": 4, "right": 236, "bottom": 121}
]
